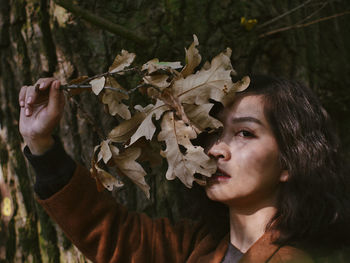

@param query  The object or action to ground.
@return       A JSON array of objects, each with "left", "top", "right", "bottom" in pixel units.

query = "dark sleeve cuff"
[{"left": 23, "top": 136, "right": 76, "bottom": 199}]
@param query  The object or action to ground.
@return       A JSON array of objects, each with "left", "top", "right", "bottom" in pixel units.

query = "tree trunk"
[{"left": 0, "top": 0, "right": 349, "bottom": 261}]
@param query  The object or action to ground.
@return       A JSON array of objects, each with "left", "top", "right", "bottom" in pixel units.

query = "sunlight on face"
[{"left": 205, "top": 95, "right": 288, "bottom": 209}]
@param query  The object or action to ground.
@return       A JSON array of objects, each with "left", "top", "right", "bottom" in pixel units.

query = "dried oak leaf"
[
  {"left": 98, "top": 139, "right": 113, "bottom": 163},
  {"left": 160, "top": 89, "right": 193, "bottom": 131},
  {"left": 128, "top": 100, "right": 169, "bottom": 146},
  {"left": 90, "top": 76, "right": 106, "bottom": 95},
  {"left": 143, "top": 74, "right": 171, "bottom": 90},
  {"left": 109, "top": 50, "right": 136, "bottom": 74},
  {"left": 142, "top": 58, "right": 182, "bottom": 74},
  {"left": 222, "top": 76, "right": 250, "bottom": 106},
  {"left": 91, "top": 144, "right": 123, "bottom": 191},
  {"left": 172, "top": 48, "right": 235, "bottom": 106},
  {"left": 93, "top": 165, "right": 123, "bottom": 191},
  {"left": 158, "top": 111, "right": 216, "bottom": 188},
  {"left": 111, "top": 146, "right": 150, "bottom": 198},
  {"left": 108, "top": 112, "right": 146, "bottom": 143},
  {"left": 181, "top": 34, "right": 201, "bottom": 78},
  {"left": 90, "top": 157, "right": 106, "bottom": 192},
  {"left": 102, "top": 77, "right": 131, "bottom": 119},
  {"left": 183, "top": 103, "right": 223, "bottom": 132}
]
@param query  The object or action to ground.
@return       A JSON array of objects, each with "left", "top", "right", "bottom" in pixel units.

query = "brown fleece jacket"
[{"left": 37, "top": 164, "right": 313, "bottom": 263}]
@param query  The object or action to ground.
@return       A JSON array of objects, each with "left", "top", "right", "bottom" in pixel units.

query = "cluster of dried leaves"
[{"left": 68, "top": 35, "right": 249, "bottom": 198}]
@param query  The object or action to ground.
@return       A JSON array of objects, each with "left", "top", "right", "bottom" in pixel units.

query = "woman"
[
  {"left": 19, "top": 75, "right": 349, "bottom": 262},
  {"left": 202, "top": 75, "right": 350, "bottom": 262}
]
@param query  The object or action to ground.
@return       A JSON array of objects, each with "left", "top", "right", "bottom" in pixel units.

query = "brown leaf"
[
  {"left": 157, "top": 112, "right": 216, "bottom": 187},
  {"left": 128, "top": 100, "right": 169, "bottom": 146},
  {"left": 183, "top": 103, "right": 222, "bottom": 132},
  {"left": 111, "top": 146, "right": 150, "bottom": 198},
  {"left": 172, "top": 48, "right": 235, "bottom": 106},
  {"left": 109, "top": 50, "right": 136, "bottom": 73},
  {"left": 108, "top": 112, "right": 146, "bottom": 143},
  {"left": 181, "top": 34, "right": 201, "bottom": 78},
  {"left": 98, "top": 139, "right": 113, "bottom": 164},
  {"left": 222, "top": 76, "right": 250, "bottom": 106},
  {"left": 234, "top": 75, "right": 250, "bottom": 92},
  {"left": 93, "top": 165, "right": 123, "bottom": 191},
  {"left": 91, "top": 145, "right": 123, "bottom": 192},
  {"left": 102, "top": 77, "right": 131, "bottom": 119},
  {"left": 160, "top": 89, "right": 195, "bottom": 132},
  {"left": 90, "top": 156, "right": 105, "bottom": 192},
  {"left": 142, "top": 58, "right": 182, "bottom": 74},
  {"left": 90, "top": 76, "right": 106, "bottom": 95},
  {"left": 143, "top": 74, "right": 171, "bottom": 90}
]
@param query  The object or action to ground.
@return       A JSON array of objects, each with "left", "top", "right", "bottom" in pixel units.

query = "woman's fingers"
[
  {"left": 24, "top": 78, "right": 56, "bottom": 117},
  {"left": 24, "top": 85, "right": 36, "bottom": 116},
  {"left": 35, "top": 77, "right": 56, "bottom": 91},
  {"left": 19, "top": 86, "right": 28, "bottom": 107},
  {"left": 48, "top": 80, "right": 65, "bottom": 118}
]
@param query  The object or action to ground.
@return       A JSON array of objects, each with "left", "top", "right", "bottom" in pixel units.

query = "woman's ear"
[{"left": 279, "top": 170, "right": 289, "bottom": 182}]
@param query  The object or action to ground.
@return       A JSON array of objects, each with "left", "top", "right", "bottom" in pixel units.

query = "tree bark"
[{"left": 0, "top": 0, "right": 349, "bottom": 261}]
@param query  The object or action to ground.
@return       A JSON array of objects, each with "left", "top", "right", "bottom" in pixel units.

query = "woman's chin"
[{"left": 205, "top": 184, "right": 228, "bottom": 202}]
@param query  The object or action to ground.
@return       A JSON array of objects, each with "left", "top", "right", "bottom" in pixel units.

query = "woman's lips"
[{"left": 208, "top": 169, "right": 231, "bottom": 183}]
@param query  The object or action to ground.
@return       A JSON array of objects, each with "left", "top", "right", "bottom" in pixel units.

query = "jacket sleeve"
[
  {"left": 37, "top": 164, "right": 207, "bottom": 263},
  {"left": 23, "top": 136, "right": 76, "bottom": 199}
]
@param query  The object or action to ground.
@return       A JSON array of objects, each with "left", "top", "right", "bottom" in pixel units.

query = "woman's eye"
[{"left": 237, "top": 130, "right": 254, "bottom": 138}]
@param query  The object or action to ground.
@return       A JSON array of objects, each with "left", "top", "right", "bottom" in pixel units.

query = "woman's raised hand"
[{"left": 19, "top": 78, "right": 65, "bottom": 155}]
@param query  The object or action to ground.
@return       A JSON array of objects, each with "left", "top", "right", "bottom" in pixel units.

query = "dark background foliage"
[{"left": 0, "top": 0, "right": 349, "bottom": 261}]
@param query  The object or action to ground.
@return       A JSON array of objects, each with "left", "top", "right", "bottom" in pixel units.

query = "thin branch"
[
  {"left": 60, "top": 83, "right": 160, "bottom": 95},
  {"left": 60, "top": 84, "right": 128, "bottom": 95},
  {"left": 259, "top": 11, "right": 350, "bottom": 38},
  {"left": 53, "top": 0, "right": 150, "bottom": 46},
  {"left": 296, "top": 1, "right": 328, "bottom": 25},
  {"left": 59, "top": 66, "right": 161, "bottom": 95},
  {"left": 76, "top": 67, "right": 139, "bottom": 85},
  {"left": 257, "top": 0, "right": 313, "bottom": 29}
]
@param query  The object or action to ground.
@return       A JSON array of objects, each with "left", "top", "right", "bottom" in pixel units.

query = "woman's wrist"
[{"left": 24, "top": 136, "right": 55, "bottom": 155}]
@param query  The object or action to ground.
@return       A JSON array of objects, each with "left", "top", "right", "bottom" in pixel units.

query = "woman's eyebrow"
[{"left": 230, "top": 116, "right": 264, "bottom": 126}]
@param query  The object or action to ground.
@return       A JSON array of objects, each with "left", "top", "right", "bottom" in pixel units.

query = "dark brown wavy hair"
[{"left": 241, "top": 75, "right": 350, "bottom": 257}]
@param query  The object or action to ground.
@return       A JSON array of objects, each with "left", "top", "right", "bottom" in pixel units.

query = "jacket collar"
[
  {"left": 239, "top": 230, "right": 281, "bottom": 262},
  {"left": 198, "top": 230, "right": 282, "bottom": 263}
]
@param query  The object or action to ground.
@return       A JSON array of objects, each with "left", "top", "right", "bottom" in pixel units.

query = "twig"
[
  {"left": 296, "top": 2, "right": 328, "bottom": 25},
  {"left": 257, "top": 0, "right": 313, "bottom": 29},
  {"left": 60, "top": 84, "right": 129, "bottom": 95},
  {"left": 78, "top": 67, "right": 139, "bottom": 85},
  {"left": 60, "top": 83, "right": 161, "bottom": 95},
  {"left": 61, "top": 84, "right": 92, "bottom": 89},
  {"left": 59, "top": 67, "right": 141, "bottom": 95},
  {"left": 259, "top": 11, "right": 350, "bottom": 38},
  {"left": 53, "top": 0, "right": 150, "bottom": 46}
]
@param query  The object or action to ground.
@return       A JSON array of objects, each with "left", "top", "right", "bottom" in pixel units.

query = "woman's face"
[{"left": 205, "top": 95, "right": 288, "bottom": 208}]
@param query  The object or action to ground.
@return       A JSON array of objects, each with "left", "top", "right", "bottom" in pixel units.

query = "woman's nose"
[{"left": 207, "top": 141, "right": 231, "bottom": 161}]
